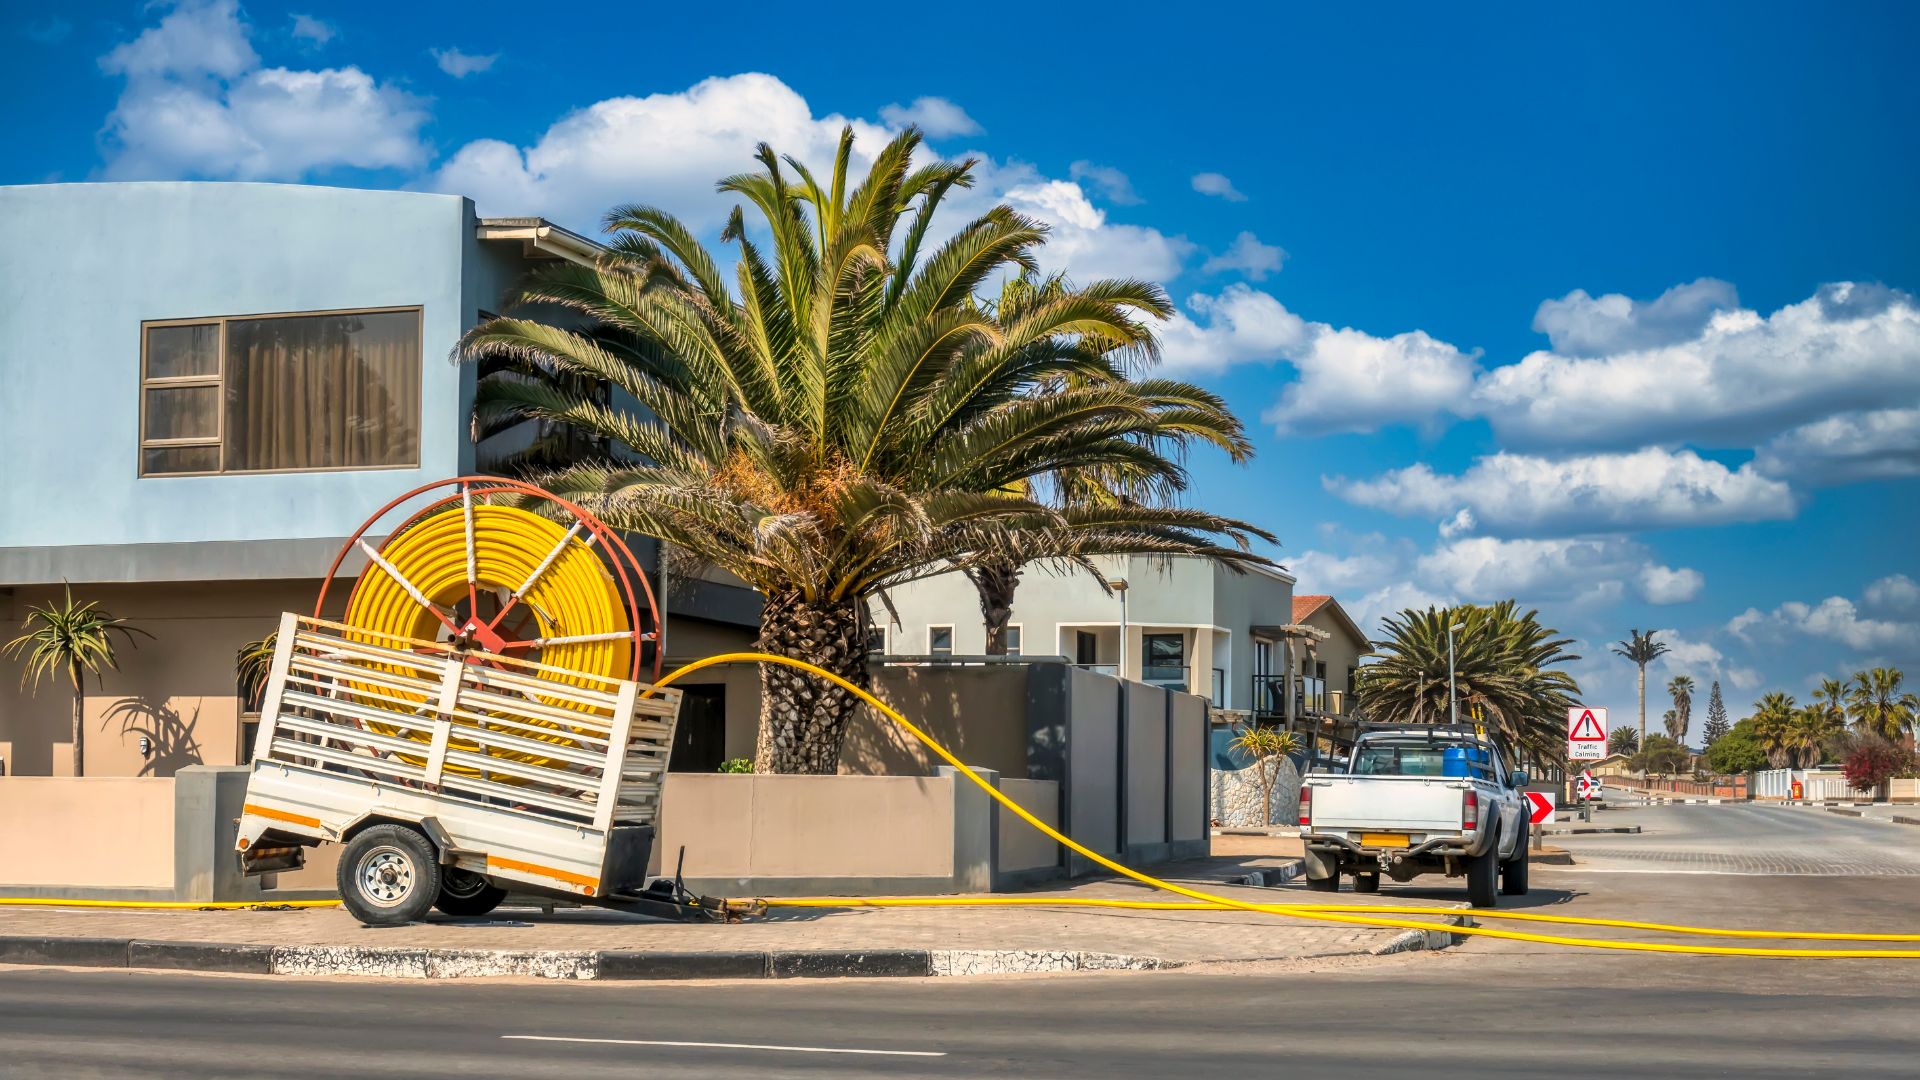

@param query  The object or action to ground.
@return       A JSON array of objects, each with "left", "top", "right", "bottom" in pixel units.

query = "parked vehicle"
[
  {"left": 1297, "top": 725, "right": 1530, "bottom": 907},
  {"left": 235, "top": 613, "right": 739, "bottom": 925}
]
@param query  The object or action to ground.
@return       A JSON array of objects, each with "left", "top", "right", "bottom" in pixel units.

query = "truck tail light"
[
  {"left": 1298, "top": 785, "right": 1312, "bottom": 828},
  {"left": 1462, "top": 789, "right": 1480, "bottom": 831}
]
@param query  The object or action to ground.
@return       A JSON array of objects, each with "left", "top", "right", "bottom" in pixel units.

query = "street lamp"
[
  {"left": 1448, "top": 621, "right": 1466, "bottom": 726},
  {"left": 1106, "top": 578, "right": 1129, "bottom": 679}
]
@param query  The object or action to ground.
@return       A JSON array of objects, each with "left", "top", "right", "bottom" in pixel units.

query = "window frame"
[
  {"left": 866, "top": 625, "right": 889, "bottom": 654},
  {"left": 138, "top": 305, "right": 425, "bottom": 478},
  {"left": 927, "top": 624, "right": 954, "bottom": 656},
  {"left": 1002, "top": 623, "right": 1022, "bottom": 657}
]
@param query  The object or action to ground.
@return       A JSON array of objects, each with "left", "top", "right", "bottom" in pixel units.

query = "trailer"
[{"left": 233, "top": 477, "right": 749, "bottom": 926}]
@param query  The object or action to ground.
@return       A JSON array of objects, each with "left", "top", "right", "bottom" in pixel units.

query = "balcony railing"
[{"left": 1251, "top": 674, "right": 1329, "bottom": 716}]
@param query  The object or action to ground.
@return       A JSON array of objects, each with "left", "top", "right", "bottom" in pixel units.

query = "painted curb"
[{"left": 1539, "top": 825, "right": 1642, "bottom": 835}]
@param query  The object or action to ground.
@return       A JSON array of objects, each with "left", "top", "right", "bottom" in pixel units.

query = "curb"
[
  {"left": 0, "top": 935, "right": 1179, "bottom": 981},
  {"left": 1225, "top": 860, "right": 1305, "bottom": 888},
  {"left": 1538, "top": 825, "right": 1641, "bottom": 835}
]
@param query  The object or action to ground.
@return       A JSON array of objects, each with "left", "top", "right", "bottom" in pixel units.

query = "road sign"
[
  {"left": 1524, "top": 791, "right": 1556, "bottom": 825},
  {"left": 1567, "top": 706, "right": 1609, "bottom": 760},
  {"left": 1576, "top": 772, "right": 1599, "bottom": 799}
]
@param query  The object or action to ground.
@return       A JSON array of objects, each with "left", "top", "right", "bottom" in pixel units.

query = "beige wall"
[
  {"left": 0, "top": 778, "right": 174, "bottom": 887},
  {"left": 997, "top": 778, "right": 1062, "bottom": 872},
  {"left": 1305, "top": 606, "right": 1369, "bottom": 700},
  {"left": 1168, "top": 693, "right": 1208, "bottom": 843},
  {"left": 655, "top": 773, "right": 955, "bottom": 879},
  {"left": 0, "top": 580, "right": 317, "bottom": 777},
  {"left": 839, "top": 665, "right": 1032, "bottom": 777},
  {"left": 1124, "top": 681, "right": 1167, "bottom": 846}
]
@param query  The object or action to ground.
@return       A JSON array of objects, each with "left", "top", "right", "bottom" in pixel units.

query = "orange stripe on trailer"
[
  {"left": 488, "top": 855, "right": 599, "bottom": 894},
  {"left": 242, "top": 803, "right": 321, "bottom": 829}
]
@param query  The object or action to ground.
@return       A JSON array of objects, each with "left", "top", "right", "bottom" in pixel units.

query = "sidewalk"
[{"left": 0, "top": 849, "right": 1469, "bottom": 981}]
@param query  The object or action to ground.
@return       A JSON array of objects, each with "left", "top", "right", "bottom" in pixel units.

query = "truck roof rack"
[{"left": 1353, "top": 721, "right": 1506, "bottom": 749}]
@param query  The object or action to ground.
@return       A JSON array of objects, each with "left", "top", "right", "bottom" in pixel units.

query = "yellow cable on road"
[{"left": 653, "top": 652, "right": 1920, "bottom": 959}]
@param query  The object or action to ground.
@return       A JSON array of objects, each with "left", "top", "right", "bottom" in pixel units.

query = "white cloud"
[
  {"left": 878, "top": 96, "right": 981, "bottom": 138},
  {"left": 100, "top": 0, "right": 257, "bottom": 80},
  {"left": 1727, "top": 595, "right": 1917, "bottom": 652},
  {"left": 1347, "top": 582, "right": 1451, "bottom": 639},
  {"left": 998, "top": 178, "right": 1195, "bottom": 284},
  {"left": 1651, "top": 628, "right": 1723, "bottom": 672},
  {"left": 432, "top": 47, "right": 497, "bottom": 78},
  {"left": 1332, "top": 447, "right": 1795, "bottom": 535},
  {"left": 1532, "top": 278, "right": 1739, "bottom": 357},
  {"left": 1478, "top": 283, "right": 1920, "bottom": 449},
  {"left": 1286, "top": 548, "right": 1404, "bottom": 595},
  {"left": 1266, "top": 327, "right": 1480, "bottom": 436},
  {"left": 1752, "top": 407, "right": 1920, "bottom": 485},
  {"left": 1201, "top": 231, "right": 1286, "bottom": 280},
  {"left": 1638, "top": 564, "right": 1705, "bottom": 605},
  {"left": 1414, "top": 536, "right": 1697, "bottom": 609},
  {"left": 1191, "top": 171, "right": 1245, "bottom": 201},
  {"left": 1863, "top": 574, "right": 1920, "bottom": 620},
  {"left": 1727, "top": 666, "right": 1762, "bottom": 691},
  {"left": 98, "top": 1, "right": 428, "bottom": 180},
  {"left": 1158, "top": 284, "right": 1312, "bottom": 374},
  {"left": 290, "top": 14, "right": 334, "bottom": 46},
  {"left": 1068, "top": 161, "right": 1141, "bottom": 205}
]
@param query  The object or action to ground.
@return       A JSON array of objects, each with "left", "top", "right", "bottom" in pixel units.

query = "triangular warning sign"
[{"left": 1569, "top": 709, "right": 1607, "bottom": 741}]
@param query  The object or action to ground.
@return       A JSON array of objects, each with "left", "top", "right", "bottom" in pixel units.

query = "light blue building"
[{"left": 0, "top": 182, "right": 755, "bottom": 777}]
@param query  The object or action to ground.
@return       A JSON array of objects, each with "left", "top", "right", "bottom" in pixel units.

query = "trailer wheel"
[
  {"left": 434, "top": 868, "right": 508, "bottom": 917},
  {"left": 339, "top": 824, "right": 441, "bottom": 926}
]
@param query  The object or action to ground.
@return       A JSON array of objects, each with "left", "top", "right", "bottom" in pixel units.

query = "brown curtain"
[{"left": 225, "top": 311, "right": 420, "bottom": 471}]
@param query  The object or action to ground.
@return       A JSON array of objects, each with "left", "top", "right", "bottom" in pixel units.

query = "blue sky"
[{"left": 10, "top": 1, "right": 1919, "bottom": 729}]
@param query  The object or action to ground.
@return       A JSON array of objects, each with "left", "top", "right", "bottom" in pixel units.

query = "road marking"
[{"left": 501, "top": 1035, "right": 947, "bottom": 1058}]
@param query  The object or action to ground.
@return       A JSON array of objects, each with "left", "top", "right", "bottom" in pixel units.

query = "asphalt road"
[{"left": 2, "top": 804, "right": 1914, "bottom": 1079}]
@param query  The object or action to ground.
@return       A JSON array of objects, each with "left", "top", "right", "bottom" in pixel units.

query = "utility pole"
[{"left": 1447, "top": 621, "right": 1465, "bottom": 726}]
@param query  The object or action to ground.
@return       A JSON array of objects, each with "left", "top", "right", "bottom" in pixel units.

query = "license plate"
[{"left": 1361, "top": 832, "right": 1411, "bottom": 848}]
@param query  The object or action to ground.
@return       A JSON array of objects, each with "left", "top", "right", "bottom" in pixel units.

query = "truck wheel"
[
  {"left": 1501, "top": 829, "right": 1530, "bottom": 896},
  {"left": 1306, "top": 872, "right": 1341, "bottom": 892},
  {"left": 434, "top": 868, "right": 508, "bottom": 917},
  {"left": 338, "top": 824, "right": 441, "bottom": 927},
  {"left": 1352, "top": 872, "right": 1380, "bottom": 894},
  {"left": 1303, "top": 847, "right": 1340, "bottom": 891},
  {"left": 1466, "top": 842, "right": 1499, "bottom": 908}
]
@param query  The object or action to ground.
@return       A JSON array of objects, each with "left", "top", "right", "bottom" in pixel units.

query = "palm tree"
[
  {"left": 1665, "top": 675, "right": 1694, "bottom": 744},
  {"left": 1607, "top": 725, "right": 1639, "bottom": 755},
  {"left": 958, "top": 274, "right": 1270, "bottom": 655},
  {"left": 1788, "top": 703, "right": 1845, "bottom": 769},
  {"left": 457, "top": 127, "right": 1268, "bottom": 772},
  {"left": 1355, "top": 601, "right": 1583, "bottom": 762},
  {"left": 1848, "top": 667, "right": 1918, "bottom": 746},
  {"left": 236, "top": 632, "right": 278, "bottom": 712},
  {"left": 1751, "top": 692, "right": 1798, "bottom": 768},
  {"left": 1612, "top": 630, "right": 1670, "bottom": 762},
  {"left": 3, "top": 585, "right": 151, "bottom": 776}
]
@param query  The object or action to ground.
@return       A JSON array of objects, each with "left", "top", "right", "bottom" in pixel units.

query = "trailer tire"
[
  {"left": 434, "top": 868, "right": 508, "bottom": 918},
  {"left": 1466, "top": 838, "right": 1499, "bottom": 909},
  {"left": 339, "top": 824, "right": 441, "bottom": 927}
]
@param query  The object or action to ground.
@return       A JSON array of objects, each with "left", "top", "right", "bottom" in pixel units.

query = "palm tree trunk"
[
  {"left": 1636, "top": 665, "right": 1647, "bottom": 774},
  {"left": 966, "top": 558, "right": 1021, "bottom": 656},
  {"left": 70, "top": 675, "right": 85, "bottom": 779},
  {"left": 752, "top": 590, "right": 869, "bottom": 774}
]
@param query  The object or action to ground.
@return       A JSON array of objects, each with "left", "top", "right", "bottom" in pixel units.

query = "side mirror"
[{"left": 1510, "top": 770, "right": 1528, "bottom": 789}]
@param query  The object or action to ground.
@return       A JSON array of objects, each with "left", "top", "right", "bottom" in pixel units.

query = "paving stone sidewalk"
[{"left": 0, "top": 854, "right": 1466, "bottom": 979}]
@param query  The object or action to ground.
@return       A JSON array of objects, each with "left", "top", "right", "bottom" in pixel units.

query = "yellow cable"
[{"left": 652, "top": 653, "right": 1920, "bottom": 959}]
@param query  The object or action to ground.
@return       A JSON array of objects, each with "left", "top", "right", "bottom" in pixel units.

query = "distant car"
[{"left": 1297, "top": 726, "right": 1530, "bottom": 907}]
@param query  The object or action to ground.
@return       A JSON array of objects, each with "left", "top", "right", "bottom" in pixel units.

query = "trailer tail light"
[
  {"left": 1298, "top": 785, "right": 1313, "bottom": 828},
  {"left": 1462, "top": 789, "right": 1480, "bottom": 831}
]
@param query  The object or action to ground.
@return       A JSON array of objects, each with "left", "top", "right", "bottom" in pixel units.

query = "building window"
[
  {"left": 1003, "top": 624, "right": 1022, "bottom": 656},
  {"left": 1143, "top": 632, "right": 1186, "bottom": 691},
  {"left": 928, "top": 625, "right": 954, "bottom": 656},
  {"left": 139, "top": 308, "right": 422, "bottom": 476},
  {"left": 866, "top": 626, "right": 888, "bottom": 654}
]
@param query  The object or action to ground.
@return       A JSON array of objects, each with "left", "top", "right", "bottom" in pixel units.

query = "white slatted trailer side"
[{"left": 236, "top": 614, "right": 690, "bottom": 923}]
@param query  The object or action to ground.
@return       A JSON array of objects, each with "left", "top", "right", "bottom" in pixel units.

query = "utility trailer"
[{"left": 236, "top": 613, "right": 740, "bottom": 925}]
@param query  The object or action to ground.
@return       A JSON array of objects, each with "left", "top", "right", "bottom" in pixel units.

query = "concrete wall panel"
[
  {"left": 1125, "top": 682, "right": 1168, "bottom": 847},
  {"left": 996, "top": 778, "right": 1062, "bottom": 872},
  {"left": 0, "top": 778, "right": 174, "bottom": 887}
]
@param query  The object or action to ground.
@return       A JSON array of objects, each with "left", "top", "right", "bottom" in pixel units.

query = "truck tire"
[
  {"left": 1465, "top": 839, "right": 1499, "bottom": 908},
  {"left": 1501, "top": 826, "right": 1530, "bottom": 896},
  {"left": 339, "top": 824, "right": 442, "bottom": 927},
  {"left": 1352, "top": 872, "right": 1380, "bottom": 894},
  {"left": 434, "top": 868, "right": 508, "bottom": 917},
  {"left": 1303, "top": 847, "right": 1340, "bottom": 891}
]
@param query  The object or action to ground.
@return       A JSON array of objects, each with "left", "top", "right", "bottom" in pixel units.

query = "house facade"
[{"left": 0, "top": 181, "right": 758, "bottom": 778}]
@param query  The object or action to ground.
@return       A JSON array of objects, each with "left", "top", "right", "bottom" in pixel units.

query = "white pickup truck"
[{"left": 1297, "top": 726, "right": 1531, "bottom": 907}]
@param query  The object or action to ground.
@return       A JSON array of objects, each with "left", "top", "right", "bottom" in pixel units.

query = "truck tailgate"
[{"left": 1307, "top": 776, "right": 1467, "bottom": 832}]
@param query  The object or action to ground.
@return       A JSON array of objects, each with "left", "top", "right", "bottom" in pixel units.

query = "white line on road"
[{"left": 502, "top": 1035, "right": 947, "bottom": 1058}]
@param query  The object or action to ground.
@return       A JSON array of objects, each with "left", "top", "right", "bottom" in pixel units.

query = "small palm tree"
[
  {"left": 1787, "top": 705, "right": 1844, "bottom": 769},
  {"left": 1848, "top": 667, "right": 1917, "bottom": 745},
  {"left": 1612, "top": 630, "right": 1670, "bottom": 765},
  {"left": 1608, "top": 725, "right": 1640, "bottom": 755},
  {"left": 1665, "top": 675, "right": 1695, "bottom": 744},
  {"left": 236, "top": 632, "right": 278, "bottom": 713},
  {"left": 1227, "top": 723, "right": 1302, "bottom": 826},
  {"left": 4, "top": 585, "right": 151, "bottom": 777},
  {"left": 1751, "top": 692, "right": 1798, "bottom": 768}
]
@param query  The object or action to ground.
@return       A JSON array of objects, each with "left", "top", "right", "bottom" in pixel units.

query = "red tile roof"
[{"left": 1292, "top": 595, "right": 1333, "bottom": 623}]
